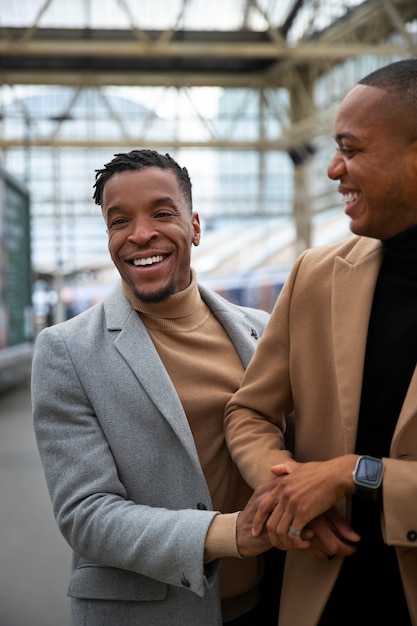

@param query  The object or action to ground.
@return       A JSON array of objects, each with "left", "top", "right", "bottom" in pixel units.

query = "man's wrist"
[
  {"left": 204, "top": 512, "right": 242, "bottom": 563},
  {"left": 352, "top": 455, "right": 384, "bottom": 501}
]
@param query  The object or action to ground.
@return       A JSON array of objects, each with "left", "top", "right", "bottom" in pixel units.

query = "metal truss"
[
  {"left": 0, "top": 0, "right": 416, "bottom": 268},
  {"left": 0, "top": 0, "right": 416, "bottom": 151}
]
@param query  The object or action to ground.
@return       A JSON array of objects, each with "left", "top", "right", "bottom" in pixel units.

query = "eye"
[
  {"left": 155, "top": 210, "right": 175, "bottom": 219},
  {"left": 109, "top": 217, "right": 128, "bottom": 228},
  {"left": 338, "top": 144, "right": 356, "bottom": 157}
]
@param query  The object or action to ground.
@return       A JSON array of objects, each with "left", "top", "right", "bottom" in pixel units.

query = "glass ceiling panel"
[
  {"left": 0, "top": 0, "right": 413, "bottom": 297},
  {"left": 0, "top": 0, "right": 364, "bottom": 35}
]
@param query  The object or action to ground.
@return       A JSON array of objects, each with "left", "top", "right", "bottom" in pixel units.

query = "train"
[
  {"left": 49, "top": 264, "right": 291, "bottom": 322},
  {"left": 198, "top": 266, "right": 290, "bottom": 313}
]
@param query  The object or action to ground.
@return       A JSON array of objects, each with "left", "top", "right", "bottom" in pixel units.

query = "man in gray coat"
[{"left": 32, "top": 149, "right": 278, "bottom": 626}]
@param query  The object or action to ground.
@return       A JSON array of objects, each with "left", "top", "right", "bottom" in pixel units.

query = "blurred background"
[
  {"left": 0, "top": 0, "right": 416, "bottom": 623},
  {"left": 2, "top": 0, "right": 417, "bottom": 381}
]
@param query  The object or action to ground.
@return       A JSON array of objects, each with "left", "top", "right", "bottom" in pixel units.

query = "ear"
[{"left": 192, "top": 212, "right": 201, "bottom": 247}]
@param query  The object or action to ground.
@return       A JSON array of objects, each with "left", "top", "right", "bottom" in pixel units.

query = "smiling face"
[
  {"left": 327, "top": 84, "right": 417, "bottom": 240},
  {"left": 102, "top": 167, "right": 201, "bottom": 302}
]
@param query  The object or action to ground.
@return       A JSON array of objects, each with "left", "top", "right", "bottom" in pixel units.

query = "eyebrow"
[
  {"left": 150, "top": 196, "right": 177, "bottom": 207},
  {"left": 105, "top": 205, "right": 123, "bottom": 221},
  {"left": 334, "top": 132, "right": 359, "bottom": 142},
  {"left": 105, "top": 196, "right": 177, "bottom": 218}
]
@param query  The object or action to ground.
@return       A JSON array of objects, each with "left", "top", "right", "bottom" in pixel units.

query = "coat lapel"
[
  {"left": 392, "top": 366, "right": 417, "bottom": 459},
  {"left": 104, "top": 283, "right": 203, "bottom": 470},
  {"left": 331, "top": 238, "right": 383, "bottom": 451},
  {"left": 199, "top": 284, "right": 262, "bottom": 368},
  {"left": 102, "top": 281, "right": 264, "bottom": 471}
]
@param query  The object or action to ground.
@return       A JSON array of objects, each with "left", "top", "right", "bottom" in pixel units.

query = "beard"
[{"left": 132, "top": 281, "right": 177, "bottom": 303}]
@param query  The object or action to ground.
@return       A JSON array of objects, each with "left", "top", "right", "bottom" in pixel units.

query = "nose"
[
  {"left": 127, "top": 217, "right": 158, "bottom": 245},
  {"left": 327, "top": 151, "right": 345, "bottom": 181}
]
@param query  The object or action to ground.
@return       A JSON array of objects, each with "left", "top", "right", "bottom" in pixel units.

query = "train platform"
[{"left": 0, "top": 382, "right": 71, "bottom": 626}]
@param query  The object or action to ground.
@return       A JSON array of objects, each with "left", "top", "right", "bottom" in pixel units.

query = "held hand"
[
  {"left": 236, "top": 480, "right": 278, "bottom": 557},
  {"left": 251, "top": 465, "right": 312, "bottom": 550},
  {"left": 250, "top": 463, "right": 295, "bottom": 539},
  {"left": 253, "top": 456, "right": 358, "bottom": 550},
  {"left": 299, "top": 509, "right": 360, "bottom": 559}
]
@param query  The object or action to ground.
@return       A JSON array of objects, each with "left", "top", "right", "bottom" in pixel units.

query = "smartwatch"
[{"left": 352, "top": 455, "right": 384, "bottom": 500}]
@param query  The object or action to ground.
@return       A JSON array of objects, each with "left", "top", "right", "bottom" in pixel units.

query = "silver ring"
[{"left": 289, "top": 525, "right": 302, "bottom": 537}]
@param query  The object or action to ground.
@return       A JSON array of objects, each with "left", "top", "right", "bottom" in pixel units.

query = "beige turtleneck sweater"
[{"left": 123, "top": 271, "right": 262, "bottom": 622}]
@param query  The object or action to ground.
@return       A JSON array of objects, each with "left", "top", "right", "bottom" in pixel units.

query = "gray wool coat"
[{"left": 32, "top": 281, "right": 270, "bottom": 626}]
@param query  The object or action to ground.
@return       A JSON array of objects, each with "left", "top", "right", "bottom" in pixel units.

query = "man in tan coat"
[{"left": 225, "top": 59, "right": 417, "bottom": 626}]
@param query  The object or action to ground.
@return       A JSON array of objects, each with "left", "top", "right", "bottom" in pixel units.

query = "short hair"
[
  {"left": 93, "top": 149, "right": 192, "bottom": 208},
  {"left": 358, "top": 59, "right": 417, "bottom": 134},
  {"left": 359, "top": 58, "right": 417, "bottom": 91}
]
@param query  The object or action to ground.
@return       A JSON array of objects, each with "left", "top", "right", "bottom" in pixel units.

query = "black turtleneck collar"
[{"left": 382, "top": 223, "right": 417, "bottom": 268}]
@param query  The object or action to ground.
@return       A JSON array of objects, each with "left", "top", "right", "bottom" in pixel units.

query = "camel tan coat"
[{"left": 225, "top": 235, "right": 417, "bottom": 626}]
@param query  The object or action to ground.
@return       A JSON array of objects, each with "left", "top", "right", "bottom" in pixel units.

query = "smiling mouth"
[
  {"left": 131, "top": 255, "right": 166, "bottom": 266},
  {"left": 343, "top": 192, "right": 361, "bottom": 204}
]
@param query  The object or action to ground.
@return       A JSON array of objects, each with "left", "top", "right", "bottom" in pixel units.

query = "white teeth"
[
  {"left": 343, "top": 192, "right": 360, "bottom": 204},
  {"left": 132, "top": 255, "right": 164, "bottom": 266}
]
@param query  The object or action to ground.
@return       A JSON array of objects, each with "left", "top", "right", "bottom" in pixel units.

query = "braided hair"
[{"left": 93, "top": 149, "right": 192, "bottom": 209}]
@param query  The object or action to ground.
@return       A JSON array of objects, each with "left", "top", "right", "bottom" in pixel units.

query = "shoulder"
[
  {"left": 293, "top": 235, "right": 381, "bottom": 277},
  {"left": 40, "top": 281, "right": 135, "bottom": 338},
  {"left": 33, "top": 301, "right": 106, "bottom": 364},
  {"left": 40, "top": 298, "right": 105, "bottom": 337},
  {"left": 35, "top": 282, "right": 131, "bottom": 349}
]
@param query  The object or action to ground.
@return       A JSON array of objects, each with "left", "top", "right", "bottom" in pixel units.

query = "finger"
[
  {"left": 333, "top": 539, "right": 358, "bottom": 557},
  {"left": 252, "top": 512, "right": 270, "bottom": 536},
  {"left": 286, "top": 525, "right": 311, "bottom": 548},
  {"left": 267, "top": 506, "right": 311, "bottom": 550},
  {"left": 288, "top": 526, "right": 314, "bottom": 543},
  {"left": 307, "top": 515, "right": 342, "bottom": 555},
  {"left": 281, "top": 513, "right": 311, "bottom": 549},
  {"left": 270, "top": 463, "right": 292, "bottom": 476},
  {"left": 264, "top": 504, "right": 291, "bottom": 548},
  {"left": 301, "top": 542, "right": 330, "bottom": 559},
  {"left": 251, "top": 494, "right": 279, "bottom": 536},
  {"left": 326, "top": 509, "right": 361, "bottom": 544}
]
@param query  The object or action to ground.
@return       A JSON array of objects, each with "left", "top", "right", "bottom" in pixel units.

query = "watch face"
[{"left": 356, "top": 456, "right": 384, "bottom": 487}]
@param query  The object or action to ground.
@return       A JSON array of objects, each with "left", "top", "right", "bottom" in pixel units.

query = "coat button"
[
  {"left": 181, "top": 575, "right": 190, "bottom": 588},
  {"left": 197, "top": 502, "right": 207, "bottom": 510},
  {"left": 407, "top": 530, "right": 417, "bottom": 542}
]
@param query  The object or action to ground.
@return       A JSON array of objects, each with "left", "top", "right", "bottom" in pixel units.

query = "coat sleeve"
[
  {"left": 381, "top": 457, "right": 417, "bottom": 547},
  {"left": 224, "top": 259, "right": 301, "bottom": 487},
  {"left": 32, "top": 325, "right": 219, "bottom": 598}
]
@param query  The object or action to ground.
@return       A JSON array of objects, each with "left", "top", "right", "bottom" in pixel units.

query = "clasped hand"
[{"left": 251, "top": 458, "right": 361, "bottom": 558}]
